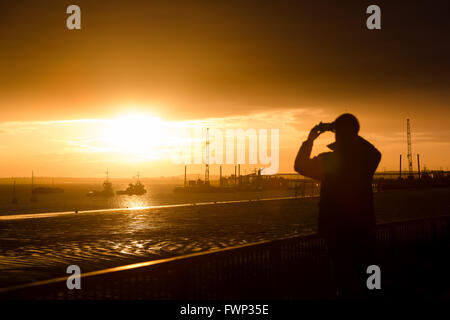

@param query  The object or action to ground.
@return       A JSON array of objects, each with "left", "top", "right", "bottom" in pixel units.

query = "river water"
[{"left": 0, "top": 186, "right": 449, "bottom": 288}]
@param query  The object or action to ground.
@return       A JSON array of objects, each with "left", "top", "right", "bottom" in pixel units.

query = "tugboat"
[
  {"left": 116, "top": 174, "right": 147, "bottom": 195},
  {"left": 86, "top": 170, "right": 115, "bottom": 197}
]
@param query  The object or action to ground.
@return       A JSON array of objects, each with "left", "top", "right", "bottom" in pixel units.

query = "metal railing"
[{"left": 1, "top": 215, "right": 449, "bottom": 300}]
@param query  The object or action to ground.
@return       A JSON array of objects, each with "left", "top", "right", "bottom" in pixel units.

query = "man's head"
[{"left": 334, "top": 113, "right": 359, "bottom": 143}]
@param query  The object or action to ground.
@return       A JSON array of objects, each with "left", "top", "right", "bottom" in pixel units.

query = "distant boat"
[
  {"left": 116, "top": 174, "right": 147, "bottom": 195},
  {"left": 31, "top": 176, "right": 64, "bottom": 194},
  {"left": 86, "top": 170, "right": 115, "bottom": 197},
  {"left": 32, "top": 187, "right": 64, "bottom": 194}
]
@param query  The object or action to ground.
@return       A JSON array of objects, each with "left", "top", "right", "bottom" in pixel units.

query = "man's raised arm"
[{"left": 294, "top": 126, "right": 324, "bottom": 181}]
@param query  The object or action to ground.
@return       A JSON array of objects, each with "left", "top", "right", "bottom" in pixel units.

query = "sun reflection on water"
[{"left": 118, "top": 196, "right": 150, "bottom": 210}]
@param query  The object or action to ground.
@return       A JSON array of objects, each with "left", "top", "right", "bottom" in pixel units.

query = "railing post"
[
  {"left": 389, "top": 224, "right": 397, "bottom": 290},
  {"left": 269, "top": 242, "right": 282, "bottom": 299},
  {"left": 431, "top": 218, "right": 437, "bottom": 247}
]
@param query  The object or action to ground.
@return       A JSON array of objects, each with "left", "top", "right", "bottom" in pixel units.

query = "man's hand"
[
  {"left": 295, "top": 123, "right": 324, "bottom": 180},
  {"left": 307, "top": 124, "right": 322, "bottom": 142}
]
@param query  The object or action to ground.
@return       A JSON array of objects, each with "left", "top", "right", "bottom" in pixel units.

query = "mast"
[
  {"left": 104, "top": 169, "right": 112, "bottom": 186},
  {"left": 103, "top": 169, "right": 112, "bottom": 189},
  {"left": 12, "top": 178, "right": 18, "bottom": 204},
  {"left": 30, "top": 171, "right": 37, "bottom": 202}
]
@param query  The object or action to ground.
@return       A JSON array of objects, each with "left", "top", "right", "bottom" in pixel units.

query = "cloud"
[
  {"left": 0, "top": 119, "right": 106, "bottom": 135},
  {"left": 367, "top": 131, "right": 450, "bottom": 146}
]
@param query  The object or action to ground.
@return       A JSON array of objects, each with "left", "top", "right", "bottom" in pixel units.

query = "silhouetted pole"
[
  {"left": 205, "top": 128, "right": 210, "bottom": 185},
  {"left": 184, "top": 165, "right": 187, "bottom": 187},
  {"left": 30, "top": 170, "right": 37, "bottom": 202},
  {"left": 399, "top": 154, "right": 402, "bottom": 179},
  {"left": 220, "top": 165, "right": 222, "bottom": 187},
  {"left": 234, "top": 166, "right": 237, "bottom": 185},
  {"left": 12, "top": 178, "right": 18, "bottom": 204},
  {"left": 417, "top": 154, "right": 421, "bottom": 179},
  {"left": 407, "top": 119, "right": 413, "bottom": 178},
  {"left": 238, "top": 164, "right": 241, "bottom": 186}
]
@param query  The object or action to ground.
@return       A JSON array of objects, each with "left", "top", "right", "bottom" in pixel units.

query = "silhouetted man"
[{"left": 294, "top": 113, "right": 381, "bottom": 298}]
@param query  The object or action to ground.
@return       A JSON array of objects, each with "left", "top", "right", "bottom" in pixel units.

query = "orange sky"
[{"left": 0, "top": 1, "right": 449, "bottom": 177}]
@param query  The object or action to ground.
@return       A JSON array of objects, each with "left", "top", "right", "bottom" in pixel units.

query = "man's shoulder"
[
  {"left": 357, "top": 136, "right": 378, "bottom": 151},
  {"left": 357, "top": 136, "right": 382, "bottom": 159},
  {"left": 315, "top": 151, "right": 334, "bottom": 161}
]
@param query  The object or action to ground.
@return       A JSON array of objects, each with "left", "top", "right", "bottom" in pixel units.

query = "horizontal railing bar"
[{"left": 376, "top": 214, "right": 449, "bottom": 227}]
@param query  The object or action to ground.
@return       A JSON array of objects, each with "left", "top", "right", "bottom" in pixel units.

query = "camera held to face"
[{"left": 317, "top": 121, "right": 335, "bottom": 133}]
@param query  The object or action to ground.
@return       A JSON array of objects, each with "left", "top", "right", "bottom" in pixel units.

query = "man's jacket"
[{"left": 294, "top": 136, "right": 381, "bottom": 238}]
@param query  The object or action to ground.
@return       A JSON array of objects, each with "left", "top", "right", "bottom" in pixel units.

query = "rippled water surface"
[{"left": 0, "top": 186, "right": 449, "bottom": 288}]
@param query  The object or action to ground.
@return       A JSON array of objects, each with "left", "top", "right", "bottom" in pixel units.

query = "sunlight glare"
[{"left": 104, "top": 113, "right": 167, "bottom": 161}]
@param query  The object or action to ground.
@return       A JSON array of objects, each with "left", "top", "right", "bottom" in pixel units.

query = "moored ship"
[
  {"left": 86, "top": 171, "right": 115, "bottom": 197},
  {"left": 116, "top": 174, "right": 147, "bottom": 195}
]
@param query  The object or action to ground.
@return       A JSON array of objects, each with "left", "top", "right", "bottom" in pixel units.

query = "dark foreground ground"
[{"left": 0, "top": 187, "right": 449, "bottom": 288}]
